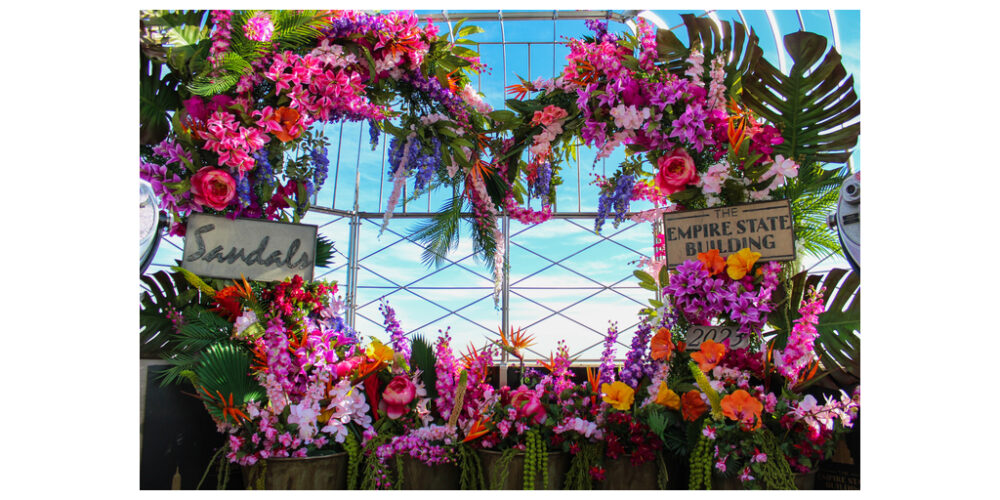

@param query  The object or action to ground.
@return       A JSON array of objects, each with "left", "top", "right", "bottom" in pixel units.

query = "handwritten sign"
[
  {"left": 662, "top": 200, "right": 795, "bottom": 268},
  {"left": 182, "top": 214, "right": 316, "bottom": 282},
  {"left": 685, "top": 325, "right": 752, "bottom": 350}
]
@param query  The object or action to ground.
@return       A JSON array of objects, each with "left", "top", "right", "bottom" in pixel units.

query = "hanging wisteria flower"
[{"left": 244, "top": 12, "right": 275, "bottom": 42}]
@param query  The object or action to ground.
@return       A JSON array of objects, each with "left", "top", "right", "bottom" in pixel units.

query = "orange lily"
[
  {"left": 697, "top": 249, "right": 727, "bottom": 277},
  {"left": 681, "top": 390, "right": 709, "bottom": 421},
  {"left": 462, "top": 418, "right": 491, "bottom": 443},
  {"left": 726, "top": 248, "right": 761, "bottom": 280},
  {"left": 690, "top": 339, "right": 726, "bottom": 372},
  {"left": 650, "top": 327, "right": 675, "bottom": 361},
  {"left": 720, "top": 389, "right": 764, "bottom": 430},
  {"left": 270, "top": 107, "right": 303, "bottom": 143}
]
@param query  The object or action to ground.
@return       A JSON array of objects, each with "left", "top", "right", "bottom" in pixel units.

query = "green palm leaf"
[
  {"left": 410, "top": 334, "right": 438, "bottom": 401},
  {"left": 742, "top": 31, "right": 860, "bottom": 165},
  {"left": 410, "top": 191, "right": 465, "bottom": 268},
  {"left": 140, "top": 51, "right": 181, "bottom": 145},
  {"left": 193, "top": 342, "right": 265, "bottom": 423},
  {"left": 140, "top": 270, "right": 208, "bottom": 358},
  {"left": 768, "top": 268, "right": 860, "bottom": 388}
]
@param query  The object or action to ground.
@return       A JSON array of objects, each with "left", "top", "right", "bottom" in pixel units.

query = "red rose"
[
  {"left": 190, "top": 167, "right": 237, "bottom": 211},
  {"left": 655, "top": 148, "right": 700, "bottom": 195}
]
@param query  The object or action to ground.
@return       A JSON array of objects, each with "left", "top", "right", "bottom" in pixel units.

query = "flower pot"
[
  {"left": 600, "top": 455, "right": 661, "bottom": 490},
  {"left": 478, "top": 449, "right": 570, "bottom": 490},
  {"left": 794, "top": 471, "right": 816, "bottom": 490},
  {"left": 242, "top": 452, "right": 348, "bottom": 489},
  {"left": 400, "top": 456, "right": 461, "bottom": 490}
]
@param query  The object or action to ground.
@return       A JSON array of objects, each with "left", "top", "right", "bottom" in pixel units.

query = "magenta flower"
[
  {"left": 244, "top": 12, "right": 274, "bottom": 42},
  {"left": 510, "top": 385, "right": 546, "bottom": 425}
]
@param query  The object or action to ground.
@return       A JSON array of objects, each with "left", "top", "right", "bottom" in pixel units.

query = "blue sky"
[{"left": 148, "top": 9, "right": 861, "bottom": 362}]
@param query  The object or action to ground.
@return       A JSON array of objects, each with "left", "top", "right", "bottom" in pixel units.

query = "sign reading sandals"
[
  {"left": 661, "top": 199, "right": 795, "bottom": 269},
  {"left": 685, "top": 325, "right": 752, "bottom": 351},
  {"left": 182, "top": 213, "right": 317, "bottom": 282}
]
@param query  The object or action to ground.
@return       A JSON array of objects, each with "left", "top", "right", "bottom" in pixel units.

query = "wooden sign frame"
[
  {"left": 661, "top": 199, "right": 796, "bottom": 269},
  {"left": 182, "top": 213, "right": 317, "bottom": 282}
]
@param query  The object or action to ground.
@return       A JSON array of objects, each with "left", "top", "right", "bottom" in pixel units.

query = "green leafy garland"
[
  {"left": 457, "top": 443, "right": 486, "bottom": 490},
  {"left": 489, "top": 448, "right": 517, "bottom": 490},
  {"left": 523, "top": 428, "right": 547, "bottom": 489},
  {"left": 563, "top": 442, "right": 601, "bottom": 490},
  {"left": 344, "top": 432, "right": 362, "bottom": 490},
  {"left": 688, "top": 422, "right": 714, "bottom": 490},
  {"left": 752, "top": 429, "right": 797, "bottom": 490},
  {"left": 359, "top": 419, "right": 395, "bottom": 490}
]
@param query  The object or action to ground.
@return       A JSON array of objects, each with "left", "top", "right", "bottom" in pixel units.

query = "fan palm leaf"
[
  {"left": 742, "top": 31, "right": 860, "bottom": 165},
  {"left": 192, "top": 342, "right": 265, "bottom": 425},
  {"left": 140, "top": 270, "right": 209, "bottom": 358}
]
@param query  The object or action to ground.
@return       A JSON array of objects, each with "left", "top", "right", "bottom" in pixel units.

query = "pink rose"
[
  {"left": 655, "top": 148, "right": 700, "bottom": 195},
  {"left": 380, "top": 375, "right": 416, "bottom": 419},
  {"left": 190, "top": 167, "right": 236, "bottom": 211},
  {"left": 510, "top": 386, "right": 546, "bottom": 425}
]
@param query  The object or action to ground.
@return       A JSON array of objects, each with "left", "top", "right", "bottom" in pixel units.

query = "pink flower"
[
  {"left": 655, "top": 148, "right": 700, "bottom": 195},
  {"left": 244, "top": 12, "right": 274, "bottom": 42},
  {"left": 510, "top": 386, "right": 546, "bottom": 425},
  {"left": 381, "top": 375, "right": 417, "bottom": 419},
  {"left": 531, "top": 105, "right": 568, "bottom": 126},
  {"left": 190, "top": 167, "right": 237, "bottom": 210},
  {"left": 739, "top": 466, "right": 755, "bottom": 482}
]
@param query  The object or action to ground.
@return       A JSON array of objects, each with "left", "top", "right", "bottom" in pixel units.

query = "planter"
[
  {"left": 794, "top": 471, "right": 816, "bottom": 490},
  {"left": 399, "top": 456, "right": 461, "bottom": 490},
  {"left": 242, "top": 453, "right": 348, "bottom": 490},
  {"left": 600, "top": 455, "right": 661, "bottom": 490},
  {"left": 478, "top": 449, "right": 570, "bottom": 490}
]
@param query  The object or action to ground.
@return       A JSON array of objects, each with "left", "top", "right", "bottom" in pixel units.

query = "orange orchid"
[
  {"left": 653, "top": 382, "right": 680, "bottom": 410},
  {"left": 460, "top": 343, "right": 490, "bottom": 380},
  {"left": 270, "top": 107, "right": 303, "bottom": 142},
  {"left": 601, "top": 381, "right": 635, "bottom": 411},
  {"left": 726, "top": 248, "right": 761, "bottom": 280},
  {"left": 650, "top": 327, "right": 675, "bottom": 361},
  {"left": 494, "top": 326, "right": 535, "bottom": 361},
  {"left": 462, "top": 418, "right": 491, "bottom": 443},
  {"left": 720, "top": 389, "right": 764, "bottom": 430},
  {"left": 681, "top": 390, "right": 709, "bottom": 421},
  {"left": 697, "top": 249, "right": 727, "bottom": 277},
  {"left": 690, "top": 339, "right": 726, "bottom": 372}
]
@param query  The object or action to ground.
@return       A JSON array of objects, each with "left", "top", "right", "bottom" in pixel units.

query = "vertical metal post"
[
  {"left": 500, "top": 214, "right": 511, "bottom": 387},
  {"left": 346, "top": 123, "right": 364, "bottom": 329}
]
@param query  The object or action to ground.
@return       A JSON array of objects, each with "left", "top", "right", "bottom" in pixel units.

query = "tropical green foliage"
[
  {"left": 654, "top": 13, "right": 764, "bottom": 92},
  {"left": 188, "top": 341, "right": 265, "bottom": 424},
  {"left": 140, "top": 269, "right": 211, "bottom": 358},
  {"left": 742, "top": 31, "right": 860, "bottom": 166}
]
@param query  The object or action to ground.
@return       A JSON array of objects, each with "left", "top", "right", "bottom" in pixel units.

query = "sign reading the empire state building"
[
  {"left": 182, "top": 214, "right": 316, "bottom": 282},
  {"left": 661, "top": 200, "right": 796, "bottom": 269}
]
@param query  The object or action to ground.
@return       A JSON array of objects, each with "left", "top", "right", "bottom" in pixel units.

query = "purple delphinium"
[
  {"left": 598, "top": 321, "right": 620, "bottom": 385},
  {"left": 379, "top": 301, "right": 410, "bottom": 364},
  {"left": 619, "top": 322, "right": 654, "bottom": 388}
]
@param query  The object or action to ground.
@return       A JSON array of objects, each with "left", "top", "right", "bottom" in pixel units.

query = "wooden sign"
[
  {"left": 662, "top": 199, "right": 795, "bottom": 268},
  {"left": 182, "top": 213, "right": 316, "bottom": 282},
  {"left": 685, "top": 325, "right": 752, "bottom": 351}
]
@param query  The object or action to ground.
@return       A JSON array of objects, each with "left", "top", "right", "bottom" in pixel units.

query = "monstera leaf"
[
  {"left": 654, "top": 14, "right": 763, "bottom": 92},
  {"left": 742, "top": 31, "right": 860, "bottom": 165},
  {"left": 768, "top": 268, "right": 860, "bottom": 387}
]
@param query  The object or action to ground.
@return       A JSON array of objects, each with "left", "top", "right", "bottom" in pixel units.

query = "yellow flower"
[
  {"left": 601, "top": 381, "right": 636, "bottom": 411},
  {"left": 654, "top": 382, "right": 680, "bottom": 410},
  {"left": 365, "top": 339, "right": 395, "bottom": 364},
  {"left": 726, "top": 248, "right": 762, "bottom": 280}
]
